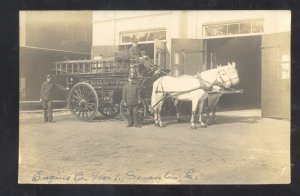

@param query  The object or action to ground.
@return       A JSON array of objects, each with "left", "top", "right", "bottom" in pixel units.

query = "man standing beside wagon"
[
  {"left": 40, "top": 74, "right": 69, "bottom": 123},
  {"left": 122, "top": 73, "right": 141, "bottom": 128}
]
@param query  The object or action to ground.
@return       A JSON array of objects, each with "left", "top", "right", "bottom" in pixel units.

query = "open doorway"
[{"left": 206, "top": 36, "right": 262, "bottom": 110}]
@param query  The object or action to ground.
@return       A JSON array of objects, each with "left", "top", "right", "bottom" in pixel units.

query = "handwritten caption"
[{"left": 32, "top": 169, "right": 199, "bottom": 184}]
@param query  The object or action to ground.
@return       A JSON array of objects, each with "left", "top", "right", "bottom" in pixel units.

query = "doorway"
[{"left": 206, "top": 36, "right": 262, "bottom": 110}]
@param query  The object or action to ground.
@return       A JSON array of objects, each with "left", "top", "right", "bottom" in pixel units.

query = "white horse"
[{"left": 151, "top": 62, "right": 239, "bottom": 129}]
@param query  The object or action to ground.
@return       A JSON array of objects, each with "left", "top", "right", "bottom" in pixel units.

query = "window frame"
[
  {"left": 202, "top": 19, "right": 264, "bottom": 39},
  {"left": 119, "top": 28, "right": 166, "bottom": 45}
]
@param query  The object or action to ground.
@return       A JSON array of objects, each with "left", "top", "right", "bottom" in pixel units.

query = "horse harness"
[
  {"left": 152, "top": 68, "right": 240, "bottom": 108},
  {"left": 153, "top": 76, "right": 209, "bottom": 109}
]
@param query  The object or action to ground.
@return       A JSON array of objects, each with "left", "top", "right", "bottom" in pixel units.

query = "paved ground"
[{"left": 18, "top": 109, "right": 290, "bottom": 184}]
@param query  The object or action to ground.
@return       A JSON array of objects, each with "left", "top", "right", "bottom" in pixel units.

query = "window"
[
  {"left": 215, "top": 25, "right": 227, "bottom": 36},
  {"left": 148, "top": 32, "right": 155, "bottom": 41},
  {"left": 120, "top": 29, "right": 166, "bottom": 44},
  {"left": 203, "top": 19, "right": 264, "bottom": 38},
  {"left": 121, "top": 34, "right": 131, "bottom": 43},
  {"left": 138, "top": 32, "right": 147, "bottom": 42},
  {"left": 204, "top": 26, "right": 216, "bottom": 36},
  {"left": 157, "top": 31, "right": 166, "bottom": 40},
  {"left": 240, "top": 22, "right": 251, "bottom": 34},
  {"left": 228, "top": 24, "right": 239, "bottom": 35}
]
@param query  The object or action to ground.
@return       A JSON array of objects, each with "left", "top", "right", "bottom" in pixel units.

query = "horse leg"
[
  {"left": 153, "top": 93, "right": 164, "bottom": 127},
  {"left": 153, "top": 94, "right": 160, "bottom": 126},
  {"left": 175, "top": 100, "right": 185, "bottom": 123},
  {"left": 210, "top": 95, "right": 221, "bottom": 124},
  {"left": 204, "top": 98, "right": 210, "bottom": 124},
  {"left": 190, "top": 111, "right": 197, "bottom": 129},
  {"left": 190, "top": 100, "right": 198, "bottom": 129},
  {"left": 198, "top": 98, "right": 208, "bottom": 128},
  {"left": 158, "top": 102, "right": 163, "bottom": 127},
  {"left": 154, "top": 108, "right": 159, "bottom": 126},
  {"left": 206, "top": 107, "right": 211, "bottom": 125},
  {"left": 212, "top": 106, "right": 217, "bottom": 124}
]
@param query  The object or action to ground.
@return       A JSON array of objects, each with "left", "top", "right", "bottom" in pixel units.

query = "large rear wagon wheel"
[
  {"left": 120, "top": 98, "right": 146, "bottom": 123},
  {"left": 68, "top": 82, "right": 99, "bottom": 121}
]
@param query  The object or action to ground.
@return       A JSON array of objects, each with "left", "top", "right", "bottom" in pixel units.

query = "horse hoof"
[
  {"left": 200, "top": 124, "right": 207, "bottom": 128},
  {"left": 191, "top": 126, "right": 197, "bottom": 129}
]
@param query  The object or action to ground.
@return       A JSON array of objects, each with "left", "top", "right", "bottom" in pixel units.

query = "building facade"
[
  {"left": 92, "top": 11, "right": 290, "bottom": 118},
  {"left": 20, "top": 11, "right": 92, "bottom": 102}
]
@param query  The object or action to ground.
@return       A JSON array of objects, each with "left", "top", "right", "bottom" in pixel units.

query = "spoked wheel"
[
  {"left": 68, "top": 82, "right": 98, "bottom": 121},
  {"left": 120, "top": 98, "right": 146, "bottom": 123},
  {"left": 98, "top": 103, "right": 120, "bottom": 118}
]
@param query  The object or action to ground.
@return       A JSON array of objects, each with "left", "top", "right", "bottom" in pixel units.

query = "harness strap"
[
  {"left": 155, "top": 77, "right": 165, "bottom": 94},
  {"left": 197, "top": 74, "right": 212, "bottom": 91}
]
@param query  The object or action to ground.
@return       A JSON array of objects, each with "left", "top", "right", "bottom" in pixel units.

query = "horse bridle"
[
  {"left": 197, "top": 68, "right": 238, "bottom": 89},
  {"left": 217, "top": 69, "right": 232, "bottom": 87},
  {"left": 217, "top": 68, "right": 240, "bottom": 87}
]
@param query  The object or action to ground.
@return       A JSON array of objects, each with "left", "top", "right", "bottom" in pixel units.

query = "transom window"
[
  {"left": 120, "top": 29, "right": 166, "bottom": 44},
  {"left": 203, "top": 20, "right": 264, "bottom": 38}
]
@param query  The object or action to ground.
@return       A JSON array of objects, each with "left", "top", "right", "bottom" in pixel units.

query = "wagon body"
[{"left": 53, "top": 51, "right": 168, "bottom": 121}]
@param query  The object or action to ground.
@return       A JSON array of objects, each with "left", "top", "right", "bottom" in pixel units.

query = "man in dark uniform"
[
  {"left": 40, "top": 74, "right": 68, "bottom": 123},
  {"left": 128, "top": 39, "right": 141, "bottom": 78},
  {"left": 139, "top": 51, "right": 156, "bottom": 76},
  {"left": 122, "top": 73, "right": 141, "bottom": 128},
  {"left": 128, "top": 39, "right": 140, "bottom": 60}
]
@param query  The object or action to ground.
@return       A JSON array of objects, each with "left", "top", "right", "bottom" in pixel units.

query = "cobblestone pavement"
[{"left": 19, "top": 109, "right": 290, "bottom": 184}]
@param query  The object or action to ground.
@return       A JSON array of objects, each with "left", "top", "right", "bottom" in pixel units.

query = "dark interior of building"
[
  {"left": 206, "top": 36, "right": 262, "bottom": 110},
  {"left": 20, "top": 48, "right": 89, "bottom": 101}
]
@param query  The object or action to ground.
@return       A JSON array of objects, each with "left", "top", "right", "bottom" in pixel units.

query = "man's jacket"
[
  {"left": 129, "top": 46, "right": 140, "bottom": 59},
  {"left": 40, "top": 81, "right": 65, "bottom": 101},
  {"left": 122, "top": 82, "right": 140, "bottom": 105}
]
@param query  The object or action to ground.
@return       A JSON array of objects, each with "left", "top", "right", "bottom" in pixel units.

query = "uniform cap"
[{"left": 46, "top": 74, "right": 52, "bottom": 79}]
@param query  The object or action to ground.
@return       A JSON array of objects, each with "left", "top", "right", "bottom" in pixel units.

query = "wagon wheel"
[
  {"left": 98, "top": 103, "right": 120, "bottom": 118},
  {"left": 120, "top": 98, "right": 146, "bottom": 123},
  {"left": 68, "top": 82, "right": 98, "bottom": 121}
]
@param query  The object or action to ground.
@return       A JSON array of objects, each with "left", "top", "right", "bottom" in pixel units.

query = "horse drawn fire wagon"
[{"left": 53, "top": 51, "right": 169, "bottom": 122}]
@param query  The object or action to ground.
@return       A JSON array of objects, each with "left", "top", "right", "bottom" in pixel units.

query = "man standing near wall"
[{"left": 40, "top": 74, "right": 68, "bottom": 123}]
